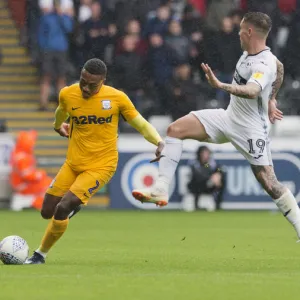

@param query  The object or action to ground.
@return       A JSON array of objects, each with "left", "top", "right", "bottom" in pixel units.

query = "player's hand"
[
  {"left": 54, "top": 123, "right": 69, "bottom": 138},
  {"left": 268, "top": 99, "right": 283, "bottom": 124},
  {"left": 201, "top": 63, "right": 221, "bottom": 89},
  {"left": 210, "top": 172, "right": 222, "bottom": 188},
  {"left": 150, "top": 141, "right": 165, "bottom": 163}
]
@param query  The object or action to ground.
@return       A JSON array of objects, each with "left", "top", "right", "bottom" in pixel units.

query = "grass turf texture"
[{"left": 0, "top": 210, "right": 299, "bottom": 300}]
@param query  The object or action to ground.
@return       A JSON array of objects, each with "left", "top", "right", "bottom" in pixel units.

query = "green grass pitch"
[{"left": 0, "top": 210, "right": 299, "bottom": 300}]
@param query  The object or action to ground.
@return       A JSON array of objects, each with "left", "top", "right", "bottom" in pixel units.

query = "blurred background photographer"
[{"left": 187, "top": 146, "right": 226, "bottom": 211}]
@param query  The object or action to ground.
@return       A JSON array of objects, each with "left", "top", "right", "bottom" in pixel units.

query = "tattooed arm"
[
  {"left": 201, "top": 63, "right": 261, "bottom": 99},
  {"left": 268, "top": 59, "right": 284, "bottom": 123},
  {"left": 269, "top": 59, "right": 284, "bottom": 100},
  {"left": 219, "top": 82, "right": 261, "bottom": 99}
]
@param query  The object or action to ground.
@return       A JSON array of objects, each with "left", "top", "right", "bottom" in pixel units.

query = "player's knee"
[
  {"left": 167, "top": 123, "right": 185, "bottom": 139},
  {"left": 55, "top": 193, "right": 81, "bottom": 219},
  {"left": 55, "top": 201, "right": 72, "bottom": 217},
  {"left": 40, "top": 208, "right": 53, "bottom": 219}
]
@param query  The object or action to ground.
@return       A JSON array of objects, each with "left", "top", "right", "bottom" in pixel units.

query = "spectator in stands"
[
  {"left": 113, "top": 1, "right": 136, "bottom": 36},
  {"left": 82, "top": 1, "right": 117, "bottom": 62},
  {"left": 126, "top": 19, "right": 148, "bottom": 57},
  {"left": 165, "top": 20, "right": 191, "bottom": 64},
  {"left": 283, "top": 11, "right": 300, "bottom": 79},
  {"left": 77, "top": 0, "right": 92, "bottom": 23},
  {"left": 17, "top": 0, "right": 299, "bottom": 124},
  {"left": 126, "top": 18, "right": 141, "bottom": 36},
  {"left": 206, "top": 0, "right": 237, "bottom": 31},
  {"left": 71, "top": 0, "right": 93, "bottom": 71},
  {"left": 38, "top": 0, "right": 74, "bottom": 111},
  {"left": 215, "top": 16, "right": 241, "bottom": 106},
  {"left": 181, "top": 4, "right": 204, "bottom": 37},
  {"left": 10, "top": 130, "right": 52, "bottom": 211},
  {"left": 132, "top": 0, "right": 162, "bottom": 24},
  {"left": 116, "top": 19, "right": 148, "bottom": 57},
  {"left": 113, "top": 35, "right": 145, "bottom": 110},
  {"left": 143, "top": 5, "right": 171, "bottom": 37},
  {"left": 39, "top": 0, "right": 74, "bottom": 14},
  {"left": 26, "top": 0, "right": 41, "bottom": 64},
  {"left": 229, "top": 9, "right": 243, "bottom": 31},
  {"left": 181, "top": 5, "right": 206, "bottom": 78},
  {"left": 166, "top": 64, "right": 199, "bottom": 120},
  {"left": 187, "top": 146, "right": 225, "bottom": 211},
  {"left": 147, "top": 33, "right": 177, "bottom": 113}
]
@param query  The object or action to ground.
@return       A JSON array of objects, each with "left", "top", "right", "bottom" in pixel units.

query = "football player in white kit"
[{"left": 132, "top": 12, "right": 300, "bottom": 241}]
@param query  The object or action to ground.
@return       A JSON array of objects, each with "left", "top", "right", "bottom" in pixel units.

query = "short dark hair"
[
  {"left": 83, "top": 58, "right": 107, "bottom": 77},
  {"left": 243, "top": 12, "right": 272, "bottom": 36},
  {"left": 197, "top": 146, "right": 210, "bottom": 157}
]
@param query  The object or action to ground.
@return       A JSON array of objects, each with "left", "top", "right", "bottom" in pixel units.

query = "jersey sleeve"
[
  {"left": 247, "top": 61, "right": 273, "bottom": 90},
  {"left": 119, "top": 92, "right": 139, "bottom": 122},
  {"left": 58, "top": 87, "right": 68, "bottom": 111},
  {"left": 53, "top": 87, "right": 69, "bottom": 129}
]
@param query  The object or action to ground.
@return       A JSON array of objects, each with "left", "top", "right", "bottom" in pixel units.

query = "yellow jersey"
[{"left": 59, "top": 83, "right": 138, "bottom": 172}]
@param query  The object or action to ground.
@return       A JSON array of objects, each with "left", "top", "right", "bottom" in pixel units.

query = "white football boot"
[{"left": 132, "top": 183, "right": 169, "bottom": 207}]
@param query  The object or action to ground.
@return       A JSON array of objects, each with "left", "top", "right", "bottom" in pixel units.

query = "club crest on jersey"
[{"left": 102, "top": 100, "right": 111, "bottom": 110}]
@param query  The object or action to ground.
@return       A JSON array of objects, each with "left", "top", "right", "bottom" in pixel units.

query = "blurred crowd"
[{"left": 23, "top": 0, "right": 300, "bottom": 117}]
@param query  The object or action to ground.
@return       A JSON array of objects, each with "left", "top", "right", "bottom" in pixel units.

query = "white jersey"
[{"left": 227, "top": 48, "right": 277, "bottom": 134}]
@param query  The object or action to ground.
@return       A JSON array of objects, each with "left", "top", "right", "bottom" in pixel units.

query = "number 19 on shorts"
[{"left": 247, "top": 139, "right": 266, "bottom": 154}]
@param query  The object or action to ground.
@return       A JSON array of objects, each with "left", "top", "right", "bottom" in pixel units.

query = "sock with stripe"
[{"left": 273, "top": 189, "right": 300, "bottom": 240}]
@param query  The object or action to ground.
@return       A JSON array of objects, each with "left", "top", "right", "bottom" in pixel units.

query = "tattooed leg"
[
  {"left": 251, "top": 165, "right": 286, "bottom": 199},
  {"left": 252, "top": 165, "right": 300, "bottom": 240}
]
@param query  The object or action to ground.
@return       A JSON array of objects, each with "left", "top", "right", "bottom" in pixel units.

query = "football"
[{"left": 0, "top": 236, "right": 29, "bottom": 265}]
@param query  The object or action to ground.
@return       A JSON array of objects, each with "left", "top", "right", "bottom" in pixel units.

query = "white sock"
[
  {"left": 155, "top": 136, "right": 183, "bottom": 192},
  {"left": 36, "top": 248, "right": 47, "bottom": 258},
  {"left": 273, "top": 189, "right": 300, "bottom": 239}
]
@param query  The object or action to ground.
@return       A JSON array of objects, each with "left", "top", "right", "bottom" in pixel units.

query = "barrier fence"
[{"left": 2, "top": 134, "right": 300, "bottom": 210}]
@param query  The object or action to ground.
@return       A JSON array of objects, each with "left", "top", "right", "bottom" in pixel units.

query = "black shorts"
[{"left": 41, "top": 50, "right": 68, "bottom": 77}]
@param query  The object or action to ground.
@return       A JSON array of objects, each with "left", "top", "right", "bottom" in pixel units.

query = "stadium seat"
[
  {"left": 148, "top": 115, "right": 173, "bottom": 136},
  {"left": 272, "top": 116, "right": 300, "bottom": 137}
]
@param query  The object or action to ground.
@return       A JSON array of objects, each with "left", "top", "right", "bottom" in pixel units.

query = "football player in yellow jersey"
[{"left": 25, "top": 58, "right": 164, "bottom": 264}]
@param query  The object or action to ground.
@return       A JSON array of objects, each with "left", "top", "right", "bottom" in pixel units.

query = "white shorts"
[{"left": 190, "top": 109, "right": 273, "bottom": 166}]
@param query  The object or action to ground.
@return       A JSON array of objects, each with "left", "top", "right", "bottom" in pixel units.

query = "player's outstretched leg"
[
  {"left": 132, "top": 114, "right": 209, "bottom": 206},
  {"left": 251, "top": 165, "right": 300, "bottom": 241},
  {"left": 25, "top": 191, "right": 82, "bottom": 264}
]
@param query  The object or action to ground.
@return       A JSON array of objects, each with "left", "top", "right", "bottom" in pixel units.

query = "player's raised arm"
[
  {"left": 53, "top": 87, "right": 69, "bottom": 137},
  {"left": 128, "top": 115, "right": 164, "bottom": 159},
  {"left": 128, "top": 114, "right": 162, "bottom": 144},
  {"left": 201, "top": 63, "right": 261, "bottom": 99},
  {"left": 119, "top": 93, "right": 164, "bottom": 158}
]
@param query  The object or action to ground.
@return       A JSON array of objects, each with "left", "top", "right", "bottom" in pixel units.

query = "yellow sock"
[{"left": 39, "top": 217, "right": 69, "bottom": 254}]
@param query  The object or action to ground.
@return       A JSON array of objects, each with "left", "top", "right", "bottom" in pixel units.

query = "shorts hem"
[
  {"left": 248, "top": 160, "right": 273, "bottom": 166},
  {"left": 45, "top": 188, "right": 64, "bottom": 198},
  {"left": 190, "top": 111, "right": 216, "bottom": 143}
]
